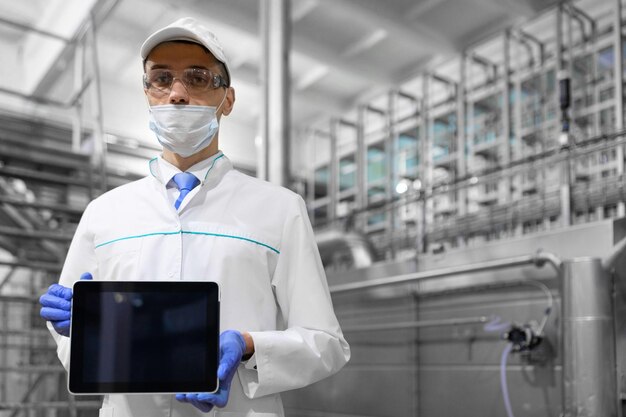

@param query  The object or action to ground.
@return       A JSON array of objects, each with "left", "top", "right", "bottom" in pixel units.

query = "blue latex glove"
[
  {"left": 176, "top": 330, "right": 246, "bottom": 412},
  {"left": 39, "top": 272, "right": 93, "bottom": 336}
]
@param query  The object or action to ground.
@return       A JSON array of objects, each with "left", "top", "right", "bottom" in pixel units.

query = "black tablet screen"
[{"left": 69, "top": 281, "right": 219, "bottom": 394}]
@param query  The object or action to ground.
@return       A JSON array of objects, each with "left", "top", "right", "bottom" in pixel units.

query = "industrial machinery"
[{"left": 284, "top": 218, "right": 626, "bottom": 417}]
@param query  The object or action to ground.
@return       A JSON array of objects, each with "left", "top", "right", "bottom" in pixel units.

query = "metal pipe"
[
  {"left": 455, "top": 131, "right": 626, "bottom": 188},
  {"left": 590, "top": 14, "right": 600, "bottom": 138},
  {"left": 560, "top": 3, "right": 573, "bottom": 226},
  {"left": 329, "top": 119, "right": 338, "bottom": 222},
  {"left": 0, "top": 366, "right": 63, "bottom": 373},
  {"left": 356, "top": 106, "right": 367, "bottom": 216},
  {"left": 0, "top": 268, "right": 16, "bottom": 293},
  {"left": 561, "top": 258, "right": 617, "bottom": 417},
  {"left": 456, "top": 57, "right": 467, "bottom": 222},
  {"left": 513, "top": 37, "right": 523, "bottom": 224},
  {"left": 261, "top": 0, "right": 290, "bottom": 187},
  {"left": 0, "top": 401, "right": 101, "bottom": 410},
  {"left": 566, "top": 3, "right": 595, "bottom": 41},
  {"left": 0, "top": 195, "right": 84, "bottom": 215},
  {"left": 0, "top": 86, "right": 71, "bottom": 109},
  {"left": 349, "top": 131, "right": 626, "bottom": 218},
  {"left": 568, "top": 3, "right": 595, "bottom": 26},
  {"left": 366, "top": 105, "right": 385, "bottom": 115},
  {"left": 257, "top": 0, "right": 269, "bottom": 182},
  {"left": 614, "top": 0, "right": 625, "bottom": 217},
  {"left": 0, "top": 260, "right": 62, "bottom": 273},
  {"left": 0, "top": 66, "right": 91, "bottom": 109},
  {"left": 568, "top": 11, "right": 588, "bottom": 43},
  {"left": 338, "top": 119, "right": 357, "bottom": 128},
  {"left": 0, "top": 165, "right": 91, "bottom": 187},
  {"left": 342, "top": 316, "right": 489, "bottom": 333},
  {"left": 0, "top": 226, "right": 73, "bottom": 242},
  {"left": 0, "top": 295, "right": 38, "bottom": 304},
  {"left": 88, "top": 15, "right": 108, "bottom": 193},
  {"left": 0, "top": 16, "right": 71, "bottom": 43},
  {"left": 511, "top": 31, "right": 535, "bottom": 68},
  {"left": 431, "top": 73, "right": 456, "bottom": 87},
  {"left": 420, "top": 75, "right": 430, "bottom": 251},
  {"left": 470, "top": 53, "right": 497, "bottom": 81},
  {"left": 503, "top": 30, "right": 512, "bottom": 205},
  {"left": 387, "top": 91, "right": 397, "bottom": 259},
  {"left": 0, "top": 329, "right": 50, "bottom": 336},
  {"left": 431, "top": 73, "right": 457, "bottom": 101},
  {"left": 517, "top": 29, "right": 545, "bottom": 65},
  {"left": 534, "top": 250, "right": 563, "bottom": 271},
  {"left": 397, "top": 90, "right": 418, "bottom": 102},
  {"left": 0, "top": 344, "right": 54, "bottom": 351},
  {"left": 329, "top": 251, "right": 560, "bottom": 294}
]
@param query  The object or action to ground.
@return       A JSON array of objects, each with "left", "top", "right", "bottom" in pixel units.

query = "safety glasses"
[{"left": 143, "top": 68, "right": 228, "bottom": 97}]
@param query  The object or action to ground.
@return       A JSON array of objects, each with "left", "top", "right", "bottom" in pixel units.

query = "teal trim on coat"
[
  {"left": 94, "top": 231, "right": 181, "bottom": 249},
  {"left": 181, "top": 230, "right": 280, "bottom": 254},
  {"left": 95, "top": 229, "right": 280, "bottom": 254},
  {"left": 203, "top": 153, "right": 225, "bottom": 183}
]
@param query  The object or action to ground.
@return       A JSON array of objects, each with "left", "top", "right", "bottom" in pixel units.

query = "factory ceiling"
[{"left": 0, "top": 0, "right": 560, "bottom": 137}]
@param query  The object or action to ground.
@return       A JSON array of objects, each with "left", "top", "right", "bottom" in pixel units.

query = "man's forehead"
[{"left": 145, "top": 41, "right": 219, "bottom": 66}]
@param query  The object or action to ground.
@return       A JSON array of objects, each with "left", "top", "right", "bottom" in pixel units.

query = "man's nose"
[{"left": 168, "top": 79, "right": 189, "bottom": 104}]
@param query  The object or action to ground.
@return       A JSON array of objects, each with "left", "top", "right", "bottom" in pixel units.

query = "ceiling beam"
[
  {"left": 472, "top": 0, "right": 538, "bottom": 18},
  {"left": 292, "top": 35, "right": 392, "bottom": 86},
  {"left": 407, "top": 0, "right": 449, "bottom": 20},
  {"left": 178, "top": 0, "right": 393, "bottom": 87},
  {"left": 332, "top": 0, "right": 457, "bottom": 56},
  {"left": 21, "top": 0, "right": 100, "bottom": 95}
]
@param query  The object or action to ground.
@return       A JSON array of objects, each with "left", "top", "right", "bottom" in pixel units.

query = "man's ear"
[{"left": 221, "top": 87, "right": 236, "bottom": 116}]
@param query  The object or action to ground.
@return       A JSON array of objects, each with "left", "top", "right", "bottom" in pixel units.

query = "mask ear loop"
[
  {"left": 145, "top": 94, "right": 154, "bottom": 113},
  {"left": 215, "top": 89, "right": 229, "bottom": 114}
]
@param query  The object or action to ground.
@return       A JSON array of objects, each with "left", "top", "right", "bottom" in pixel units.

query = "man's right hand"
[{"left": 39, "top": 272, "right": 92, "bottom": 336}]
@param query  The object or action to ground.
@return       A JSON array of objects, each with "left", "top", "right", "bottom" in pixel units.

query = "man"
[{"left": 39, "top": 17, "right": 350, "bottom": 416}]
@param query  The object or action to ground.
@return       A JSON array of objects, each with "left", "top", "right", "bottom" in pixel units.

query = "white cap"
[{"left": 140, "top": 17, "right": 231, "bottom": 83}]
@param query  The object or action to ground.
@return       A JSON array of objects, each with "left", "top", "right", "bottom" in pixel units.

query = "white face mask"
[{"left": 148, "top": 93, "right": 227, "bottom": 157}]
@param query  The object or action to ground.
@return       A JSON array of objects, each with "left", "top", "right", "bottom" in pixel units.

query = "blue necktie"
[{"left": 172, "top": 172, "right": 200, "bottom": 210}]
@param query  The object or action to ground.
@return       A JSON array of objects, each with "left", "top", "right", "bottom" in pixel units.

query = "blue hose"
[{"left": 500, "top": 343, "right": 515, "bottom": 417}]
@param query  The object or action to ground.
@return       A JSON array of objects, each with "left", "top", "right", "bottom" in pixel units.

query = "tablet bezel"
[{"left": 68, "top": 280, "right": 220, "bottom": 395}]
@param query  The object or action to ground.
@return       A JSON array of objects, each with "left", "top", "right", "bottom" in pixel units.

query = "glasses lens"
[
  {"left": 182, "top": 68, "right": 213, "bottom": 92},
  {"left": 146, "top": 70, "right": 173, "bottom": 95},
  {"left": 145, "top": 68, "right": 225, "bottom": 96}
]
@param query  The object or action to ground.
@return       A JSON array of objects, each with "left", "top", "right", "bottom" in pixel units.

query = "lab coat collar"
[{"left": 148, "top": 151, "right": 231, "bottom": 189}]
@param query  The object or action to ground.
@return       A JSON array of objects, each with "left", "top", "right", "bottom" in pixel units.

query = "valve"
[{"left": 502, "top": 324, "right": 542, "bottom": 352}]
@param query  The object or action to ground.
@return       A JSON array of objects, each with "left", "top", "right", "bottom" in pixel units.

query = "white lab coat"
[{"left": 48, "top": 152, "right": 350, "bottom": 417}]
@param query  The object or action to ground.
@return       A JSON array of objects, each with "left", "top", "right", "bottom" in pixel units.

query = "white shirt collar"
[{"left": 149, "top": 151, "right": 225, "bottom": 187}]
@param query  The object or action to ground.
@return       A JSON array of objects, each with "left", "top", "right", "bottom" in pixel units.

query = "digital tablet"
[{"left": 68, "top": 281, "right": 220, "bottom": 394}]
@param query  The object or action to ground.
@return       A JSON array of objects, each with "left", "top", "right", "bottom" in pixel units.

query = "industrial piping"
[
  {"left": 328, "top": 247, "right": 626, "bottom": 416},
  {"left": 329, "top": 251, "right": 561, "bottom": 294},
  {"left": 560, "top": 234, "right": 626, "bottom": 417},
  {"left": 561, "top": 258, "right": 617, "bottom": 417}
]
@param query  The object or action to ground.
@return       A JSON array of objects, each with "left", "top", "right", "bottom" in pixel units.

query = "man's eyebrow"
[
  {"left": 147, "top": 64, "right": 213, "bottom": 71},
  {"left": 147, "top": 64, "right": 171, "bottom": 70}
]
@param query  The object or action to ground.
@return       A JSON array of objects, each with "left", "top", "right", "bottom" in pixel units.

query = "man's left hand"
[{"left": 176, "top": 330, "right": 246, "bottom": 412}]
